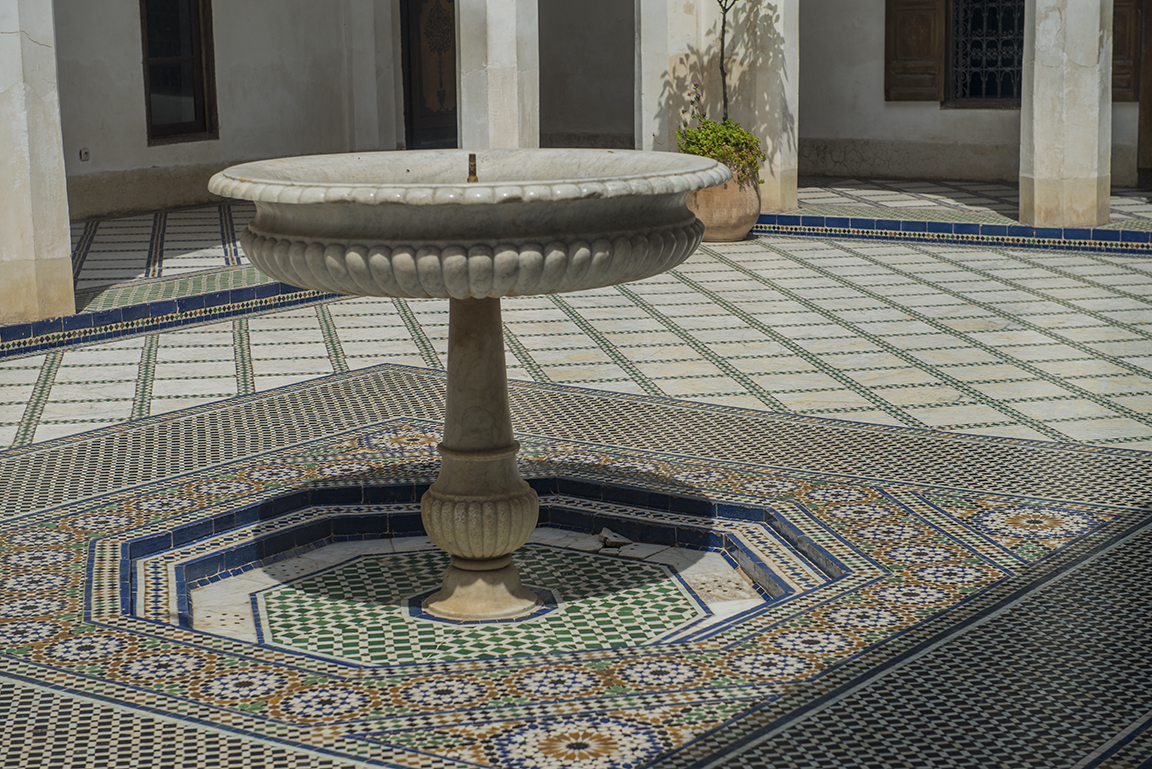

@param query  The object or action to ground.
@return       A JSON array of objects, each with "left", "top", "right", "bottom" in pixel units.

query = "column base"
[
  {"left": 423, "top": 563, "right": 542, "bottom": 621},
  {"left": 1019, "top": 174, "right": 1110, "bottom": 228}
]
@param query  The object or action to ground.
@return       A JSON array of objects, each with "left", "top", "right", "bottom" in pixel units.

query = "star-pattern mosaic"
[
  {"left": 256, "top": 546, "right": 707, "bottom": 664},
  {"left": 1, "top": 183, "right": 1150, "bottom": 766},
  {"left": 0, "top": 407, "right": 1144, "bottom": 768}
]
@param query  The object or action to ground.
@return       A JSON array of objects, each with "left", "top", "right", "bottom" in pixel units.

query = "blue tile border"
[
  {"left": 0, "top": 281, "right": 336, "bottom": 360},
  {"left": 754, "top": 214, "right": 1152, "bottom": 257},
  {"left": 129, "top": 481, "right": 809, "bottom": 634}
]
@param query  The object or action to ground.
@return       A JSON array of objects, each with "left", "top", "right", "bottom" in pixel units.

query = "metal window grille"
[{"left": 951, "top": 0, "right": 1025, "bottom": 100}]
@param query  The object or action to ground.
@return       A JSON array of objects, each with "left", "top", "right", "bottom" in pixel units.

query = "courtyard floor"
[{"left": 0, "top": 178, "right": 1149, "bottom": 768}]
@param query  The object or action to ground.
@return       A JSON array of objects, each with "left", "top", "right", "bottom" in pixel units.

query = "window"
[
  {"left": 140, "top": 0, "right": 217, "bottom": 142},
  {"left": 949, "top": 0, "right": 1024, "bottom": 104},
  {"left": 400, "top": 0, "right": 458, "bottom": 149},
  {"left": 885, "top": 0, "right": 1140, "bottom": 104}
]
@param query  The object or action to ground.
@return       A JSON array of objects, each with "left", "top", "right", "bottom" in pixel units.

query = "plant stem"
[{"left": 717, "top": 0, "right": 736, "bottom": 122}]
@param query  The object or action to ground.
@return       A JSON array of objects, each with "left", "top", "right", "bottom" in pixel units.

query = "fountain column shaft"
[
  {"left": 443, "top": 297, "right": 514, "bottom": 452},
  {"left": 420, "top": 298, "right": 541, "bottom": 619}
]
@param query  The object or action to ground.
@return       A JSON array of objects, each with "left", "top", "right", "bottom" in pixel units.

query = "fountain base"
[{"left": 423, "top": 562, "right": 543, "bottom": 621}]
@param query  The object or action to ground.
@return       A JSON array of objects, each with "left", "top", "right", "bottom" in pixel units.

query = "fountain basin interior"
[
  {"left": 209, "top": 149, "right": 729, "bottom": 198},
  {"left": 125, "top": 476, "right": 847, "bottom": 664},
  {"left": 209, "top": 149, "right": 729, "bottom": 299}
]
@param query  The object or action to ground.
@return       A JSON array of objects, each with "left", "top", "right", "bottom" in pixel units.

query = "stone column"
[
  {"left": 344, "top": 0, "right": 381, "bottom": 152},
  {"left": 753, "top": 0, "right": 799, "bottom": 212},
  {"left": 0, "top": 0, "right": 75, "bottom": 323},
  {"left": 421, "top": 298, "right": 541, "bottom": 620},
  {"left": 455, "top": 0, "right": 539, "bottom": 149},
  {"left": 634, "top": 0, "right": 698, "bottom": 151},
  {"left": 1020, "top": 0, "right": 1113, "bottom": 227},
  {"left": 637, "top": 0, "right": 798, "bottom": 211},
  {"left": 634, "top": 0, "right": 670, "bottom": 151}
]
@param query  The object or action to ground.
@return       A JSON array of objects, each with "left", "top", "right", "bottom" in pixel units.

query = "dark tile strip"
[
  {"left": 145, "top": 212, "right": 167, "bottom": 279},
  {"left": 753, "top": 220, "right": 1152, "bottom": 255},
  {"left": 131, "top": 334, "right": 160, "bottom": 420},
  {"left": 502, "top": 325, "right": 553, "bottom": 383},
  {"left": 1081, "top": 708, "right": 1152, "bottom": 768},
  {"left": 392, "top": 298, "right": 443, "bottom": 369},
  {"left": 547, "top": 293, "right": 668, "bottom": 397},
  {"left": 0, "top": 285, "right": 336, "bottom": 361},
  {"left": 70, "top": 221, "right": 99, "bottom": 280},
  {"left": 11, "top": 350, "right": 63, "bottom": 447},
  {"left": 315, "top": 304, "right": 349, "bottom": 375},
  {"left": 233, "top": 318, "right": 254, "bottom": 396},
  {"left": 219, "top": 204, "right": 240, "bottom": 267}
]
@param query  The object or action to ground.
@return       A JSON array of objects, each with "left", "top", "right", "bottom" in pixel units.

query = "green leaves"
[{"left": 676, "top": 84, "right": 766, "bottom": 184}]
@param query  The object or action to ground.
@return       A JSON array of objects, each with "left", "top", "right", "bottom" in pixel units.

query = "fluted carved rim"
[
  {"left": 208, "top": 149, "right": 731, "bottom": 207},
  {"left": 240, "top": 219, "right": 705, "bottom": 299}
]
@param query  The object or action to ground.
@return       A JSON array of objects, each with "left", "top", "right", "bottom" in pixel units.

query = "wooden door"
[{"left": 400, "top": 0, "right": 458, "bottom": 149}]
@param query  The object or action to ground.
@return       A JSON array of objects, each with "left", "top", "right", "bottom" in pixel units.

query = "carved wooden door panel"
[{"left": 401, "top": 0, "right": 458, "bottom": 148}]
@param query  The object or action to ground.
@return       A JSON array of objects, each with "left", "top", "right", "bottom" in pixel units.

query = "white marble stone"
[
  {"left": 211, "top": 150, "right": 725, "bottom": 300},
  {"left": 758, "top": 32, "right": 801, "bottom": 211},
  {"left": 0, "top": 0, "right": 74, "bottom": 322},
  {"left": 391, "top": 535, "right": 437, "bottom": 553},
  {"left": 457, "top": 0, "right": 538, "bottom": 149},
  {"left": 210, "top": 148, "right": 724, "bottom": 620},
  {"left": 645, "top": 547, "right": 760, "bottom": 603},
  {"left": 620, "top": 542, "right": 672, "bottom": 560},
  {"left": 188, "top": 538, "right": 768, "bottom": 645},
  {"left": 1019, "top": 0, "right": 1113, "bottom": 227},
  {"left": 599, "top": 527, "right": 633, "bottom": 547}
]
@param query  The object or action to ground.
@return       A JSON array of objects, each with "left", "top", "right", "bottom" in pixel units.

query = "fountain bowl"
[
  {"left": 208, "top": 148, "right": 729, "bottom": 620},
  {"left": 208, "top": 149, "right": 730, "bottom": 299}
]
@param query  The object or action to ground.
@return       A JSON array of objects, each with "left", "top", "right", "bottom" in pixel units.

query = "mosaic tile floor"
[
  {"left": 4, "top": 197, "right": 1152, "bottom": 450},
  {"left": 0, "top": 369, "right": 1148, "bottom": 768},
  {"left": 796, "top": 176, "right": 1152, "bottom": 229},
  {"left": 0, "top": 182, "right": 1150, "bottom": 766}
]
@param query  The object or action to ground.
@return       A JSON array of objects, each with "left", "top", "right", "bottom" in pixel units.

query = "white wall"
[
  {"left": 53, "top": 0, "right": 404, "bottom": 218},
  {"left": 798, "top": 0, "right": 1138, "bottom": 185},
  {"left": 537, "top": 0, "right": 633, "bottom": 148},
  {"left": 1113, "top": 103, "right": 1139, "bottom": 187}
]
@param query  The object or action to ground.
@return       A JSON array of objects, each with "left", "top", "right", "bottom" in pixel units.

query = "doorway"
[{"left": 400, "top": 0, "right": 458, "bottom": 149}]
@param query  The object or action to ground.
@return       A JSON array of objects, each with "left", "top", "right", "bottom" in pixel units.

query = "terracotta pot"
[{"left": 687, "top": 178, "right": 762, "bottom": 242}]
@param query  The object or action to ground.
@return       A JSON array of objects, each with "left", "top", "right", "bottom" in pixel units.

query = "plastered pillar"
[
  {"left": 1019, "top": 0, "right": 1113, "bottom": 227},
  {"left": 455, "top": 0, "right": 538, "bottom": 149},
  {"left": 344, "top": 0, "right": 381, "bottom": 152},
  {"left": 634, "top": 0, "right": 697, "bottom": 151},
  {"left": 636, "top": 0, "right": 797, "bottom": 211},
  {"left": 0, "top": 0, "right": 75, "bottom": 322},
  {"left": 634, "top": 0, "right": 669, "bottom": 151},
  {"left": 752, "top": 0, "right": 798, "bottom": 212}
]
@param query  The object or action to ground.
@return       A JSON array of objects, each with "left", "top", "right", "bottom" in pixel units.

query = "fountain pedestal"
[
  {"left": 209, "top": 148, "right": 728, "bottom": 621},
  {"left": 421, "top": 297, "right": 540, "bottom": 618}
]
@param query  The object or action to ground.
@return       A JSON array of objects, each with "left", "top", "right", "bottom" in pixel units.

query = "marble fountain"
[{"left": 208, "top": 149, "right": 729, "bottom": 621}]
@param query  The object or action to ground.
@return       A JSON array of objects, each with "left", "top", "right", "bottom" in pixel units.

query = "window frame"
[
  {"left": 941, "top": 0, "right": 1023, "bottom": 109},
  {"left": 139, "top": 0, "right": 219, "bottom": 145},
  {"left": 885, "top": 0, "right": 1139, "bottom": 106}
]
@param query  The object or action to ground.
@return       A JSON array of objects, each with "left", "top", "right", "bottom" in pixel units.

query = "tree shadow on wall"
[{"left": 656, "top": 1, "right": 795, "bottom": 181}]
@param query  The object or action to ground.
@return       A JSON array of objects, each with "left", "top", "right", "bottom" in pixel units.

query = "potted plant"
[{"left": 676, "top": 0, "right": 766, "bottom": 242}]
